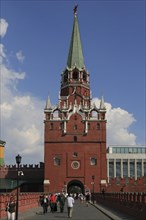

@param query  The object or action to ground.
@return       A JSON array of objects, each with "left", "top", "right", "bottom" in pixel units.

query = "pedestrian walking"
[
  {"left": 79, "top": 193, "right": 84, "bottom": 203},
  {"left": 101, "top": 188, "right": 105, "bottom": 199},
  {"left": 39, "top": 194, "right": 43, "bottom": 206},
  {"left": 67, "top": 193, "right": 74, "bottom": 218},
  {"left": 41, "top": 194, "right": 49, "bottom": 214},
  {"left": 49, "top": 193, "right": 56, "bottom": 212},
  {"left": 5, "top": 196, "right": 16, "bottom": 220},
  {"left": 59, "top": 193, "right": 66, "bottom": 212},
  {"left": 85, "top": 192, "right": 91, "bottom": 206}
]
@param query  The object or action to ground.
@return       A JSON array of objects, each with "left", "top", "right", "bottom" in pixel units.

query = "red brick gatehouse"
[{"left": 44, "top": 8, "right": 107, "bottom": 193}]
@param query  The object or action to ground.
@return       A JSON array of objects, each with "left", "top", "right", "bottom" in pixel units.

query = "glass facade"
[
  {"left": 137, "top": 160, "right": 142, "bottom": 177},
  {"left": 110, "top": 146, "right": 146, "bottom": 154},
  {"left": 109, "top": 160, "right": 114, "bottom": 178},
  {"left": 130, "top": 160, "right": 135, "bottom": 178},
  {"left": 107, "top": 146, "right": 146, "bottom": 181},
  {"left": 123, "top": 160, "right": 128, "bottom": 177},
  {"left": 116, "top": 160, "right": 121, "bottom": 178},
  {"left": 144, "top": 160, "right": 146, "bottom": 176}
]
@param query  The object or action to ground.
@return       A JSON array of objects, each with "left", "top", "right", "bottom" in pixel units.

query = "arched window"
[
  {"left": 73, "top": 71, "right": 78, "bottom": 81},
  {"left": 64, "top": 72, "right": 68, "bottom": 83},
  {"left": 91, "top": 110, "right": 98, "bottom": 118},
  {"left": 54, "top": 157, "right": 61, "bottom": 166},
  {"left": 101, "top": 114, "right": 105, "bottom": 120},
  {"left": 90, "top": 157, "right": 97, "bottom": 166},
  {"left": 83, "top": 72, "right": 87, "bottom": 81},
  {"left": 73, "top": 152, "right": 78, "bottom": 157},
  {"left": 74, "top": 125, "right": 77, "bottom": 130},
  {"left": 59, "top": 123, "right": 63, "bottom": 130},
  {"left": 53, "top": 110, "right": 59, "bottom": 118}
]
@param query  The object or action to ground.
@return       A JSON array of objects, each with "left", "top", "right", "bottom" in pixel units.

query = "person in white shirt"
[{"left": 66, "top": 193, "right": 74, "bottom": 218}]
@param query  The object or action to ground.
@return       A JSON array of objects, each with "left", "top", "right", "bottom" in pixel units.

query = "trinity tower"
[{"left": 44, "top": 7, "right": 107, "bottom": 193}]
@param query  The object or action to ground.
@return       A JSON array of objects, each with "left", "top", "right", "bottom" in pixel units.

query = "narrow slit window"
[
  {"left": 50, "top": 123, "right": 54, "bottom": 130},
  {"left": 74, "top": 136, "right": 77, "bottom": 142}
]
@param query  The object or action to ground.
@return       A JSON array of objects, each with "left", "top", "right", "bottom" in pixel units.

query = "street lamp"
[
  {"left": 15, "top": 154, "right": 22, "bottom": 220},
  {"left": 92, "top": 175, "right": 95, "bottom": 204}
]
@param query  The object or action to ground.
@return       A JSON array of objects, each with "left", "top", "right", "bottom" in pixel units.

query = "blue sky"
[{"left": 0, "top": 0, "right": 145, "bottom": 164}]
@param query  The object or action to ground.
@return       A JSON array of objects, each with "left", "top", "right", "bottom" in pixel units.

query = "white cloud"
[
  {"left": 1, "top": 20, "right": 45, "bottom": 165},
  {"left": 16, "top": 50, "right": 25, "bottom": 63},
  {"left": 0, "top": 18, "right": 8, "bottom": 38},
  {"left": 1, "top": 65, "right": 45, "bottom": 164},
  {"left": 1, "top": 50, "right": 26, "bottom": 103},
  {"left": 92, "top": 98, "right": 137, "bottom": 146}
]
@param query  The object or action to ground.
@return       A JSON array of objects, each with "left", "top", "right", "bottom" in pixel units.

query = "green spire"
[{"left": 67, "top": 6, "right": 85, "bottom": 70}]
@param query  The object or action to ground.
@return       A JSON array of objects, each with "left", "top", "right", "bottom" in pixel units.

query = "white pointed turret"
[
  {"left": 100, "top": 96, "right": 106, "bottom": 110},
  {"left": 45, "top": 96, "right": 52, "bottom": 109}
]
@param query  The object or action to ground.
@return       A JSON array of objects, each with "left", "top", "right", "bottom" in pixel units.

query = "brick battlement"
[
  {"left": 107, "top": 176, "right": 146, "bottom": 193},
  {"left": 0, "top": 162, "right": 44, "bottom": 169},
  {"left": 0, "top": 162, "right": 44, "bottom": 179}
]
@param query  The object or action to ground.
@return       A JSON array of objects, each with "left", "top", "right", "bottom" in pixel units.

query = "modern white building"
[{"left": 107, "top": 146, "right": 146, "bottom": 182}]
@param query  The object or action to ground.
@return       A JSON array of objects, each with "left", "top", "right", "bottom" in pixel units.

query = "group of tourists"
[
  {"left": 39, "top": 192, "right": 75, "bottom": 217},
  {"left": 39, "top": 192, "right": 66, "bottom": 214},
  {"left": 39, "top": 191, "right": 91, "bottom": 218}
]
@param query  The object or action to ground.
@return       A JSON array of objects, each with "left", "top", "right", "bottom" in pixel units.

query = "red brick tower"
[{"left": 44, "top": 7, "right": 107, "bottom": 193}]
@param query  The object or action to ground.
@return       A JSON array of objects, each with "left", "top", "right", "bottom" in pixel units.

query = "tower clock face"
[{"left": 71, "top": 161, "right": 80, "bottom": 169}]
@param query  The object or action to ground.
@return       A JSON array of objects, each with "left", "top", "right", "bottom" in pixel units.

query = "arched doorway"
[{"left": 67, "top": 179, "right": 84, "bottom": 194}]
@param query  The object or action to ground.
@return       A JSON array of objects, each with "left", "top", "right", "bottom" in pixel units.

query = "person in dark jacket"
[
  {"left": 85, "top": 192, "right": 91, "bottom": 206},
  {"left": 59, "top": 193, "right": 66, "bottom": 212},
  {"left": 6, "top": 196, "right": 16, "bottom": 220},
  {"left": 41, "top": 194, "right": 49, "bottom": 214}
]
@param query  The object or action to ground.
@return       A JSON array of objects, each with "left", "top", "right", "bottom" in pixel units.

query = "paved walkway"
[
  {"left": 2, "top": 200, "right": 121, "bottom": 220},
  {"left": 17, "top": 200, "right": 118, "bottom": 220},
  {"left": 2, "top": 200, "right": 136, "bottom": 220}
]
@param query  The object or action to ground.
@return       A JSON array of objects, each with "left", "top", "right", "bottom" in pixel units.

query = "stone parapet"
[
  {"left": 0, "top": 192, "right": 41, "bottom": 219},
  {"left": 94, "top": 192, "right": 146, "bottom": 220}
]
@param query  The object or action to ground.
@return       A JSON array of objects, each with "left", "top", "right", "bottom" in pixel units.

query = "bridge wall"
[
  {"left": 0, "top": 193, "right": 40, "bottom": 219},
  {"left": 94, "top": 192, "right": 146, "bottom": 220}
]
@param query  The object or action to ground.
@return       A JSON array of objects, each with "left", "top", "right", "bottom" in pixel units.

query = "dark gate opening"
[{"left": 67, "top": 179, "right": 84, "bottom": 194}]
